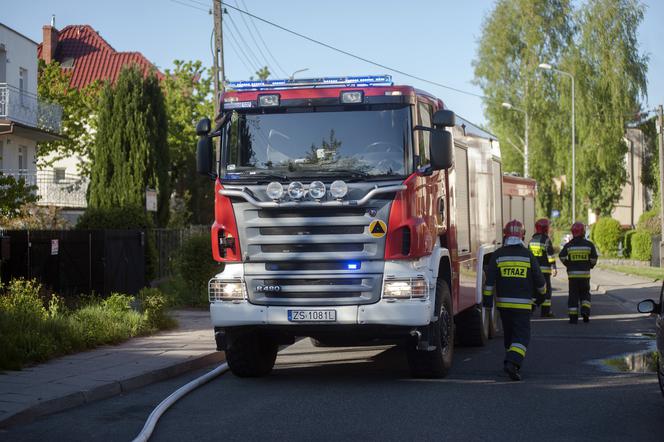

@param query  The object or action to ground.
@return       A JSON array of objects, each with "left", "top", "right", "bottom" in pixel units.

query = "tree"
[
  {"left": 161, "top": 60, "right": 214, "bottom": 225},
  {"left": 37, "top": 60, "right": 100, "bottom": 176},
  {"left": 0, "top": 175, "right": 38, "bottom": 219},
  {"left": 473, "top": 0, "right": 574, "bottom": 218},
  {"left": 255, "top": 66, "right": 270, "bottom": 80},
  {"left": 571, "top": 0, "right": 649, "bottom": 216},
  {"left": 88, "top": 65, "right": 170, "bottom": 226}
]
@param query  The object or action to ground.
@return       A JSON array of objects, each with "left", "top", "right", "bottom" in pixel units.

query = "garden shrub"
[
  {"left": 592, "top": 218, "right": 622, "bottom": 257},
  {"left": 631, "top": 230, "right": 652, "bottom": 261},
  {"left": 0, "top": 278, "right": 174, "bottom": 371},
  {"left": 623, "top": 229, "right": 637, "bottom": 258},
  {"left": 637, "top": 209, "right": 660, "bottom": 235},
  {"left": 167, "top": 234, "right": 220, "bottom": 307}
]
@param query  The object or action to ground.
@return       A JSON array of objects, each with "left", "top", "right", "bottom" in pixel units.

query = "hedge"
[
  {"left": 623, "top": 229, "right": 637, "bottom": 258},
  {"left": 637, "top": 209, "right": 660, "bottom": 235},
  {"left": 631, "top": 230, "right": 652, "bottom": 261},
  {"left": 592, "top": 218, "right": 622, "bottom": 257}
]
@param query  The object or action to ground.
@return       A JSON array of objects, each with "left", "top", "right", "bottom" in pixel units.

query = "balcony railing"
[
  {"left": 0, "top": 84, "right": 63, "bottom": 133},
  {"left": 2, "top": 169, "right": 88, "bottom": 208}
]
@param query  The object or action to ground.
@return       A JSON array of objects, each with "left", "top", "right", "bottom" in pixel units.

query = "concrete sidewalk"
[
  {"left": 0, "top": 309, "right": 223, "bottom": 429},
  {"left": 553, "top": 259, "right": 658, "bottom": 293}
]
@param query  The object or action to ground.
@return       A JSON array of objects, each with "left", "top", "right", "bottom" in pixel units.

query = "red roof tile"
[{"left": 38, "top": 25, "right": 163, "bottom": 89}]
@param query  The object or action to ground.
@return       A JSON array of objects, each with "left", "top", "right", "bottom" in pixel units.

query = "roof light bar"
[{"left": 227, "top": 75, "right": 393, "bottom": 91}]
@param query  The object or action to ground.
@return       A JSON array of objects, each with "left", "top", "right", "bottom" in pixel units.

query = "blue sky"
[{"left": 5, "top": 0, "right": 663, "bottom": 125}]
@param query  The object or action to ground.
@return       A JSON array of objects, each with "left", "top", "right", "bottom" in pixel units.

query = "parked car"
[{"left": 637, "top": 282, "right": 664, "bottom": 397}]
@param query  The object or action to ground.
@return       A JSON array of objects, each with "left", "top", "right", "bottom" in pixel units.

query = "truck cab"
[{"left": 196, "top": 75, "right": 506, "bottom": 378}]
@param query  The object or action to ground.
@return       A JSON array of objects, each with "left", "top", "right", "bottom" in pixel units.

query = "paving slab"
[{"left": 0, "top": 309, "right": 223, "bottom": 429}]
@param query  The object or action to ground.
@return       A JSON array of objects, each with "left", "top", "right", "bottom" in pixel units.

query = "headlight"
[
  {"left": 209, "top": 279, "right": 247, "bottom": 301},
  {"left": 288, "top": 181, "right": 305, "bottom": 199},
  {"left": 340, "top": 91, "right": 363, "bottom": 103},
  {"left": 266, "top": 181, "right": 284, "bottom": 200},
  {"left": 330, "top": 180, "right": 348, "bottom": 199},
  {"left": 383, "top": 277, "right": 428, "bottom": 299},
  {"left": 308, "top": 181, "right": 326, "bottom": 200}
]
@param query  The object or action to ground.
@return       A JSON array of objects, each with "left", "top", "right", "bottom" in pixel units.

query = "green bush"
[
  {"left": 76, "top": 205, "right": 158, "bottom": 281},
  {"left": 0, "top": 278, "right": 175, "bottom": 371},
  {"left": 592, "top": 218, "right": 622, "bottom": 257},
  {"left": 166, "top": 234, "right": 220, "bottom": 307},
  {"left": 637, "top": 209, "right": 660, "bottom": 235},
  {"left": 623, "top": 230, "right": 637, "bottom": 258},
  {"left": 138, "top": 287, "right": 176, "bottom": 330},
  {"left": 631, "top": 230, "right": 652, "bottom": 261}
]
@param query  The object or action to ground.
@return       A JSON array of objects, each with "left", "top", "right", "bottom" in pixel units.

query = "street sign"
[{"left": 146, "top": 189, "right": 158, "bottom": 212}]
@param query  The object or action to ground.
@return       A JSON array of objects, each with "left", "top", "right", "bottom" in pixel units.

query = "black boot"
[
  {"left": 582, "top": 313, "right": 590, "bottom": 323},
  {"left": 504, "top": 361, "right": 521, "bottom": 381},
  {"left": 541, "top": 306, "right": 554, "bottom": 318}
]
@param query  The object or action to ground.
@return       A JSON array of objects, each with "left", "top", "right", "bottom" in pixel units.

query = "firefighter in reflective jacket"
[
  {"left": 559, "top": 222, "right": 598, "bottom": 323},
  {"left": 529, "top": 218, "right": 557, "bottom": 317},
  {"left": 483, "top": 220, "right": 546, "bottom": 381}
]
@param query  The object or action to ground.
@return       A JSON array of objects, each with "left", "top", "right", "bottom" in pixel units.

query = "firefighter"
[
  {"left": 528, "top": 218, "right": 557, "bottom": 317},
  {"left": 483, "top": 220, "right": 546, "bottom": 381},
  {"left": 559, "top": 222, "right": 598, "bottom": 323}
]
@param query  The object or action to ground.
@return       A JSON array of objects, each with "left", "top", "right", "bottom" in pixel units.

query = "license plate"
[{"left": 288, "top": 309, "right": 337, "bottom": 322}]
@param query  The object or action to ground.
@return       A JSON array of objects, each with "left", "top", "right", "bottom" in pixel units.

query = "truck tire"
[
  {"left": 456, "top": 304, "right": 489, "bottom": 346},
  {"left": 407, "top": 279, "right": 454, "bottom": 378},
  {"left": 488, "top": 303, "right": 500, "bottom": 339},
  {"left": 226, "top": 332, "right": 278, "bottom": 377}
]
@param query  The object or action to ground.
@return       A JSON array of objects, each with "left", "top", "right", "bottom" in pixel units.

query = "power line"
[
  {"left": 169, "top": 0, "right": 209, "bottom": 13},
  {"left": 225, "top": 25, "right": 259, "bottom": 73},
  {"left": 224, "top": 29, "right": 255, "bottom": 75},
  {"left": 219, "top": 2, "right": 490, "bottom": 101},
  {"left": 237, "top": 0, "right": 288, "bottom": 78},
  {"left": 233, "top": 0, "right": 277, "bottom": 77},
  {"left": 226, "top": 11, "right": 264, "bottom": 71}
]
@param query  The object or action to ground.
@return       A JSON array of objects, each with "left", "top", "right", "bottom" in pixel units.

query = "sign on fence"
[{"left": 146, "top": 188, "right": 158, "bottom": 212}]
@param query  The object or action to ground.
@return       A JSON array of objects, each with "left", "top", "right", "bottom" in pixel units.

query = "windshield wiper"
[{"left": 222, "top": 171, "right": 291, "bottom": 183}]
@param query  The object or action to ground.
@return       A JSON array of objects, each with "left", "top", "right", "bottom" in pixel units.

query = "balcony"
[
  {"left": 0, "top": 83, "right": 62, "bottom": 133},
  {"left": 2, "top": 169, "right": 88, "bottom": 208}
]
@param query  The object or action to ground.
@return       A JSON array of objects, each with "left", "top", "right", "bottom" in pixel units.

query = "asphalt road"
[{"left": 3, "top": 274, "right": 663, "bottom": 442}]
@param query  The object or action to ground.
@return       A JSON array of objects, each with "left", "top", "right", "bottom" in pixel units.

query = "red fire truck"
[{"left": 195, "top": 75, "right": 536, "bottom": 378}]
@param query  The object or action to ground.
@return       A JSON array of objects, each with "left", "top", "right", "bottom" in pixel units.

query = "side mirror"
[
  {"left": 433, "top": 109, "right": 456, "bottom": 128},
  {"left": 196, "top": 136, "right": 214, "bottom": 177},
  {"left": 196, "top": 117, "right": 211, "bottom": 136},
  {"left": 430, "top": 129, "right": 453, "bottom": 170},
  {"left": 637, "top": 299, "right": 660, "bottom": 314}
]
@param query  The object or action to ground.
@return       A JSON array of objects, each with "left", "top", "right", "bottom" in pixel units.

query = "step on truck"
[{"left": 195, "top": 75, "right": 534, "bottom": 378}]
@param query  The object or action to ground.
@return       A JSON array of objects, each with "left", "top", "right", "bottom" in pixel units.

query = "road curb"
[{"left": 0, "top": 351, "right": 225, "bottom": 430}]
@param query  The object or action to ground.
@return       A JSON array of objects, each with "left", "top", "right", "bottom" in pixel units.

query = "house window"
[
  {"left": 19, "top": 68, "right": 27, "bottom": 106},
  {"left": 18, "top": 145, "right": 26, "bottom": 172},
  {"left": 54, "top": 168, "right": 66, "bottom": 183}
]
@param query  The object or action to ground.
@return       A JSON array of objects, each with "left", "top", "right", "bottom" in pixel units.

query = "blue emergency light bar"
[{"left": 227, "top": 75, "right": 393, "bottom": 91}]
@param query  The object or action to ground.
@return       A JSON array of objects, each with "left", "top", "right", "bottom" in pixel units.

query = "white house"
[{"left": 0, "top": 22, "right": 76, "bottom": 210}]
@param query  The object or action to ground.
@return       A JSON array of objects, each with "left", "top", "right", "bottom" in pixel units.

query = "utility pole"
[
  {"left": 657, "top": 105, "right": 664, "bottom": 267},
  {"left": 212, "top": 0, "right": 225, "bottom": 118}
]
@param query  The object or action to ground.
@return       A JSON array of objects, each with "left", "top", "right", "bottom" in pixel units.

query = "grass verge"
[
  {"left": 597, "top": 263, "right": 664, "bottom": 281},
  {"left": 0, "top": 280, "right": 177, "bottom": 371}
]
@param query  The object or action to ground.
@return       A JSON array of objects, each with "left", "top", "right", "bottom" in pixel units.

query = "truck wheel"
[
  {"left": 407, "top": 279, "right": 454, "bottom": 378},
  {"left": 456, "top": 304, "right": 489, "bottom": 347},
  {"left": 226, "top": 332, "right": 278, "bottom": 377}
]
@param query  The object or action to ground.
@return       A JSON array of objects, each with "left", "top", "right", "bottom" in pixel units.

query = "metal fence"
[
  {"left": 2, "top": 169, "right": 88, "bottom": 208},
  {"left": 0, "top": 83, "right": 62, "bottom": 133},
  {"left": 150, "top": 225, "right": 209, "bottom": 280}
]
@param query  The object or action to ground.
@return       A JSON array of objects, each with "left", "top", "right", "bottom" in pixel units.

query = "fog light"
[
  {"left": 383, "top": 277, "right": 428, "bottom": 299},
  {"left": 209, "top": 279, "right": 247, "bottom": 301},
  {"left": 308, "top": 181, "right": 326, "bottom": 200},
  {"left": 330, "top": 180, "right": 348, "bottom": 199},
  {"left": 266, "top": 181, "right": 284, "bottom": 200},
  {"left": 288, "top": 181, "right": 305, "bottom": 199},
  {"left": 258, "top": 94, "right": 280, "bottom": 107},
  {"left": 341, "top": 91, "right": 363, "bottom": 103}
]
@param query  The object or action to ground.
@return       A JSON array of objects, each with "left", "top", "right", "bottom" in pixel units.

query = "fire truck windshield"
[{"left": 222, "top": 106, "right": 410, "bottom": 179}]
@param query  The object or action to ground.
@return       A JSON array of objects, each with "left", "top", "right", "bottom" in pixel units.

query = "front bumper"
[{"left": 209, "top": 260, "right": 435, "bottom": 328}]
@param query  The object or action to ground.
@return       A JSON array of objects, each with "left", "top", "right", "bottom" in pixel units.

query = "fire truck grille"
[
  {"left": 260, "top": 243, "right": 364, "bottom": 254},
  {"left": 246, "top": 274, "right": 380, "bottom": 305}
]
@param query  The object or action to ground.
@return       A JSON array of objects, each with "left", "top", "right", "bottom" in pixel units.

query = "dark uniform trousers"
[
  {"left": 500, "top": 309, "right": 531, "bottom": 367},
  {"left": 568, "top": 278, "right": 591, "bottom": 321}
]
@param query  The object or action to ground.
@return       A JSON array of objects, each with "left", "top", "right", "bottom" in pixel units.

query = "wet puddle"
[{"left": 599, "top": 349, "right": 659, "bottom": 373}]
